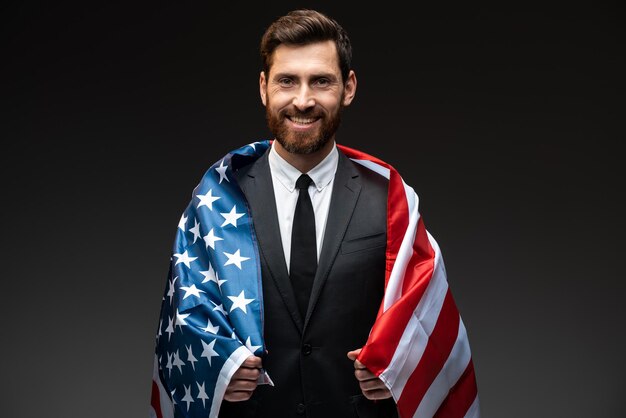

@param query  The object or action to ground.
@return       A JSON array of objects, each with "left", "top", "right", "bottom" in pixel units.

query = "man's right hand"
[{"left": 223, "top": 355, "right": 263, "bottom": 402}]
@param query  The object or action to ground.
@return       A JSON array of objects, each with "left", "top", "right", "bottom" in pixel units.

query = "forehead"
[{"left": 269, "top": 40, "right": 341, "bottom": 77}]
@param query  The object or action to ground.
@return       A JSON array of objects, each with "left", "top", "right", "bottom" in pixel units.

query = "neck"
[{"left": 274, "top": 139, "right": 335, "bottom": 173}]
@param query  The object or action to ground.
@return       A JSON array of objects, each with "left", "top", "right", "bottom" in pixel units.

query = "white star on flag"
[
  {"left": 173, "top": 349, "right": 185, "bottom": 373},
  {"left": 182, "top": 384, "right": 194, "bottom": 411},
  {"left": 167, "top": 276, "right": 178, "bottom": 305},
  {"left": 220, "top": 205, "right": 245, "bottom": 228},
  {"left": 223, "top": 249, "right": 250, "bottom": 269},
  {"left": 203, "top": 228, "right": 224, "bottom": 250},
  {"left": 199, "top": 264, "right": 226, "bottom": 288},
  {"left": 196, "top": 382, "right": 210, "bottom": 408},
  {"left": 215, "top": 159, "right": 229, "bottom": 184},
  {"left": 178, "top": 213, "right": 188, "bottom": 231},
  {"left": 166, "top": 352, "right": 173, "bottom": 377},
  {"left": 201, "top": 339, "right": 219, "bottom": 366},
  {"left": 175, "top": 309, "right": 190, "bottom": 330},
  {"left": 228, "top": 290, "right": 254, "bottom": 314},
  {"left": 165, "top": 316, "right": 174, "bottom": 341},
  {"left": 201, "top": 318, "right": 220, "bottom": 334},
  {"left": 196, "top": 189, "right": 220, "bottom": 210},
  {"left": 211, "top": 301, "right": 228, "bottom": 316},
  {"left": 180, "top": 284, "right": 206, "bottom": 300},
  {"left": 189, "top": 218, "right": 201, "bottom": 244},
  {"left": 173, "top": 250, "right": 197, "bottom": 268},
  {"left": 186, "top": 344, "right": 198, "bottom": 371},
  {"left": 245, "top": 336, "right": 262, "bottom": 354}
]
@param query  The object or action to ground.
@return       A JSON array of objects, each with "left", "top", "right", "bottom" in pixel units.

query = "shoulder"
[
  {"left": 337, "top": 149, "right": 389, "bottom": 192},
  {"left": 232, "top": 147, "right": 271, "bottom": 181}
]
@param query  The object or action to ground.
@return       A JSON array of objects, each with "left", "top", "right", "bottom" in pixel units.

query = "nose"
[{"left": 292, "top": 85, "right": 315, "bottom": 111}]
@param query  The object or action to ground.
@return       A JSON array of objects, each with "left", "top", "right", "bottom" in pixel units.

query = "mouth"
[{"left": 286, "top": 115, "right": 320, "bottom": 126}]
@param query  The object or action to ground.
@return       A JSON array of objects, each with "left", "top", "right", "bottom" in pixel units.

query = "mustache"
[{"left": 281, "top": 109, "right": 324, "bottom": 118}]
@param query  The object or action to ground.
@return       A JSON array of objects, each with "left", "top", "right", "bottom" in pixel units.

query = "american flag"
[
  {"left": 150, "top": 140, "right": 480, "bottom": 418},
  {"left": 344, "top": 145, "right": 480, "bottom": 418},
  {"left": 150, "top": 141, "right": 271, "bottom": 418}
]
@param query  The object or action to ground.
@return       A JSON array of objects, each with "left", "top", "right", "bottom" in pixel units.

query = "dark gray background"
[{"left": 2, "top": 2, "right": 624, "bottom": 417}]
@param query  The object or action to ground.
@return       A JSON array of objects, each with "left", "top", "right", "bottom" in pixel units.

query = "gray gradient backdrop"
[{"left": 2, "top": 2, "right": 624, "bottom": 417}]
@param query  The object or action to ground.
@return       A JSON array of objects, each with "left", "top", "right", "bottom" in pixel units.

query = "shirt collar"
[{"left": 269, "top": 141, "right": 338, "bottom": 193}]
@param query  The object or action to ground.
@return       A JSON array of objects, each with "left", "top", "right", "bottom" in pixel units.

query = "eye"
[
  {"left": 278, "top": 78, "right": 294, "bottom": 87},
  {"left": 314, "top": 78, "right": 330, "bottom": 87}
]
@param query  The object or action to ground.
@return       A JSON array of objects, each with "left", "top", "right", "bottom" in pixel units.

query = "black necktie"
[{"left": 290, "top": 174, "right": 317, "bottom": 320}]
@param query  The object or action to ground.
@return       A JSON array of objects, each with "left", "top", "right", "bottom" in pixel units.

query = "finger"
[
  {"left": 362, "top": 388, "right": 393, "bottom": 401},
  {"left": 346, "top": 348, "right": 362, "bottom": 361},
  {"left": 227, "top": 379, "right": 258, "bottom": 391},
  {"left": 354, "top": 369, "right": 377, "bottom": 381},
  {"left": 232, "top": 367, "right": 261, "bottom": 381},
  {"left": 240, "top": 355, "right": 263, "bottom": 368},
  {"left": 223, "top": 390, "right": 254, "bottom": 402},
  {"left": 353, "top": 359, "right": 367, "bottom": 370},
  {"left": 358, "top": 378, "right": 387, "bottom": 391}
]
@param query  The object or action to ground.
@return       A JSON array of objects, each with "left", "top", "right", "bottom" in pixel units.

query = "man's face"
[{"left": 260, "top": 40, "right": 356, "bottom": 154}]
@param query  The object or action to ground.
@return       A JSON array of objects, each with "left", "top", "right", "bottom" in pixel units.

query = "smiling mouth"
[{"left": 287, "top": 115, "right": 319, "bottom": 125}]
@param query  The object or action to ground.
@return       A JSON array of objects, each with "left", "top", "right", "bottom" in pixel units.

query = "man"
[
  {"left": 151, "top": 9, "right": 479, "bottom": 418},
  {"left": 220, "top": 10, "right": 396, "bottom": 417}
]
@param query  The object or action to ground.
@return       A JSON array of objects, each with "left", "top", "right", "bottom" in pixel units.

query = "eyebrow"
[{"left": 271, "top": 72, "right": 339, "bottom": 81}]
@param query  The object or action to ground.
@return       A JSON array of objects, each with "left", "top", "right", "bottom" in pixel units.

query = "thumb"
[{"left": 346, "top": 348, "right": 362, "bottom": 361}]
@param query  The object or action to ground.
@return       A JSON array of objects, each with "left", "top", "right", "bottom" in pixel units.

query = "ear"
[
  {"left": 342, "top": 70, "right": 357, "bottom": 106},
  {"left": 259, "top": 71, "right": 267, "bottom": 106}
]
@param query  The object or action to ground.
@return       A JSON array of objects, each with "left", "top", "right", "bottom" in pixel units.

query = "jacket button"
[
  {"left": 301, "top": 343, "right": 312, "bottom": 355},
  {"left": 296, "top": 403, "right": 306, "bottom": 414}
]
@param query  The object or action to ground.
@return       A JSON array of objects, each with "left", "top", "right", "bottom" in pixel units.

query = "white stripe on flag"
[{"left": 413, "top": 319, "right": 471, "bottom": 418}]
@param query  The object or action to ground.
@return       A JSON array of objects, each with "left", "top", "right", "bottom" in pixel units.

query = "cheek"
[
  {"left": 317, "top": 93, "right": 343, "bottom": 111},
  {"left": 267, "top": 92, "right": 291, "bottom": 109}
]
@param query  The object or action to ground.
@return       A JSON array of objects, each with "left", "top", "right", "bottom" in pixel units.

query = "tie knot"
[{"left": 295, "top": 174, "right": 314, "bottom": 190}]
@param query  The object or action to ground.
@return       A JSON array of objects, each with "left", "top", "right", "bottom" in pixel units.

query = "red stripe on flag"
[
  {"left": 150, "top": 380, "right": 164, "bottom": 418},
  {"left": 433, "top": 360, "right": 478, "bottom": 418},
  {"left": 396, "top": 290, "right": 460, "bottom": 418},
  {"left": 401, "top": 218, "right": 436, "bottom": 295}
]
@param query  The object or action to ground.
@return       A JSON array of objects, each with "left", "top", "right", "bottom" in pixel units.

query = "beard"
[{"left": 266, "top": 101, "right": 343, "bottom": 155}]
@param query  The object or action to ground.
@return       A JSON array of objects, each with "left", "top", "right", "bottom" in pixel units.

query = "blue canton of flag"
[{"left": 151, "top": 140, "right": 272, "bottom": 418}]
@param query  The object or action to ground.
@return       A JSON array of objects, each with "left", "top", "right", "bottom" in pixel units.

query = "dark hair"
[{"left": 260, "top": 9, "right": 352, "bottom": 83}]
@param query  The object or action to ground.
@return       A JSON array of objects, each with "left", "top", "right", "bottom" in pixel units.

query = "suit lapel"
[
  {"left": 236, "top": 152, "right": 304, "bottom": 333},
  {"left": 304, "top": 152, "right": 361, "bottom": 329}
]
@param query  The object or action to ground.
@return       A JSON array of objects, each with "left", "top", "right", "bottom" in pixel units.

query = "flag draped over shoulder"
[
  {"left": 150, "top": 140, "right": 480, "bottom": 418},
  {"left": 342, "top": 146, "right": 480, "bottom": 418},
  {"left": 150, "top": 141, "right": 271, "bottom": 418}
]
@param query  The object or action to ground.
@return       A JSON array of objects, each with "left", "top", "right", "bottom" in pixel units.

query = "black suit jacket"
[{"left": 220, "top": 148, "right": 398, "bottom": 418}]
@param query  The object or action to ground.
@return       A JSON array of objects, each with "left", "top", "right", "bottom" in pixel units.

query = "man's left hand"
[{"left": 347, "top": 348, "right": 393, "bottom": 401}]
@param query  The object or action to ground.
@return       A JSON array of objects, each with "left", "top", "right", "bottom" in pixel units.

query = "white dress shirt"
[{"left": 268, "top": 141, "right": 338, "bottom": 272}]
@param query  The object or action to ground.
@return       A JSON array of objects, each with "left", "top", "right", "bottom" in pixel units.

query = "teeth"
[{"left": 290, "top": 116, "right": 315, "bottom": 124}]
